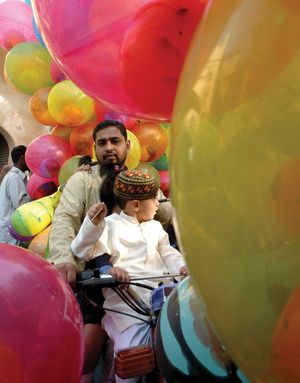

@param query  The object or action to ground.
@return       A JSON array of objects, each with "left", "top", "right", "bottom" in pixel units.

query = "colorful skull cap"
[{"left": 114, "top": 170, "right": 159, "bottom": 200}]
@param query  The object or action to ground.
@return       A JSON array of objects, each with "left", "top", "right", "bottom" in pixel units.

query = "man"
[
  {"left": 0, "top": 145, "right": 30, "bottom": 244},
  {"left": 48, "top": 120, "right": 172, "bottom": 382}
]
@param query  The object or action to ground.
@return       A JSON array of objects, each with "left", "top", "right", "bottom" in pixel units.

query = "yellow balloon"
[
  {"left": 48, "top": 80, "right": 95, "bottom": 126},
  {"left": 4, "top": 42, "right": 54, "bottom": 95},
  {"left": 11, "top": 189, "right": 62, "bottom": 238},
  {"left": 125, "top": 130, "right": 141, "bottom": 169},
  {"left": 171, "top": 1, "right": 300, "bottom": 382}
]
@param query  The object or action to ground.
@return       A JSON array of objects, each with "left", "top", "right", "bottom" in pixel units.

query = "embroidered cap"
[{"left": 114, "top": 170, "right": 159, "bottom": 200}]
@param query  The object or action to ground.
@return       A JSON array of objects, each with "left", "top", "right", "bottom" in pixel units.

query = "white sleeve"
[
  {"left": 157, "top": 224, "right": 186, "bottom": 273},
  {"left": 71, "top": 215, "right": 106, "bottom": 260}
]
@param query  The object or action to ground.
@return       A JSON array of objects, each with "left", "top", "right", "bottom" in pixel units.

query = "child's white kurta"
[{"left": 71, "top": 211, "right": 186, "bottom": 332}]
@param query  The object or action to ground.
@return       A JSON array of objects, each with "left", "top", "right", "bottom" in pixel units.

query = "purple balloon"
[{"left": 8, "top": 224, "right": 34, "bottom": 242}]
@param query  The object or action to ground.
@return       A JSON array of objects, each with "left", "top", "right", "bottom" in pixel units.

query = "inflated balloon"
[
  {"left": 29, "top": 86, "right": 59, "bottom": 126},
  {"left": 125, "top": 130, "right": 141, "bottom": 170},
  {"left": 267, "top": 282, "right": 300, "bottom": 382},
  {"left": 50, "top": 125, "right": 73, "bottom": 141},
  {"left": 0, "top": 1, "right": 36, "bottom": 50},
  {"left": 50, "top": 59, "right": 66, "bottom": 83},
  {"left": 69, "top": 123, "right": 95, "bottom": 157},
  {"left": 120, "top": 0, "right": 209, "bottom": 120},
  {"left": 48, "top": 80, "right": 95, "bottom": 126},
  {"left": 28, "top": 224, "right": 52, "bottom": 257},
  {"left": 32, "top": 16, "right": 44, "bottom": 46},
  {"left": 130, "top": 121, "right": 168, "bottom": 162},
  {"left": 26, "top": 173, "right": 58, "bottom": 200},
  {"left": 0, "top": 243, "right": 83, "bottom": 383},
  {"left": 8, "top": 224, "right": 34, "bottom": 242},
  {"left": 151, "top": 153, "right": 169, "bottom": 171},
  {"left": 158, "top": 170, "right": 169, "bottom": 197},
  {"left": 26, "top": 134, "right": 73, "bottom": 178},
  {"left": 134, "top": 162, "right": 160, "bottom": 186},
  {"left": 58, "top": 155, "right": 82, "bottom": 186},
  {"left": 10, "top": 189, "right": 61, "bottom": 238},
  {"left": 171, "top": 0, "right": 300, "bottom": 381},
  {"left": 31, "top": 0, "right": 208, "bottom": 121},
  {"left": 4, "top": 41, "right": 53, "bottom": 94},
  {"left": 156, "top": 277, "right": 248, "bottom": 383}
]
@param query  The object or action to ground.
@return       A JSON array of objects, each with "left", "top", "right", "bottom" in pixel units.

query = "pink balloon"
[
  {"left": 0, "top": 1, "right": 37, "bottom": 50},
  {"left": 0, "top": 243, "right": 83, "bottom": 383},
  {"left": 27, "top": 173, "right": 59, "bottom": 200},
  {"left": 26, "top": 134, "right": 73, "bottom": 178},
  {"left": 31, "top": 0, "right": 208, "bottom": 121}
]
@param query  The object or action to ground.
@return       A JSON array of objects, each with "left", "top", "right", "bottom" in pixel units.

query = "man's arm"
[
  {"left": 7, "top": 175, "right": 29, "bottom": 209},
  {"left": 48, "top": 174, "right": 86, "bottom": 264}
]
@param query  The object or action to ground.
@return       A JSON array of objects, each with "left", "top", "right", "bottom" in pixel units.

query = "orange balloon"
[
  {"left": 28, "top": 225, "right": 52, "bottom": 258},
  {"left": 269, "top": 282, "right": 300, "bottom": 382},
  {"left": 29, "top": 87, "right": 59, "bottom": 126},
  {"left": 69, "top": 122, "right": 95, "bottom": 157},
  {"left": 130, "top": 121, "right": 168, "bottom": 162}
]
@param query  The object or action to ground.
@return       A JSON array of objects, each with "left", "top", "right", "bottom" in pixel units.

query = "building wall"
[{"left": 0, "top": 47, "right": 50, "bottom": 166}]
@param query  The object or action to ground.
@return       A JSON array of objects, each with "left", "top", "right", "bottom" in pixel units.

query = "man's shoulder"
[{"left": 65, "top": 165, "right": 102, "bottom": 186}]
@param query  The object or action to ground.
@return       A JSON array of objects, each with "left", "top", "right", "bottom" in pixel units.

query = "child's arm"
[
  {"left": 87, "top": 202, "right": 107, "bottom": 225},
  {"left": 158, "top": 225, "right": 188, "bottom": 275},
  {"left": 71, "top": 203, "right": 107, "bottom": 260}
]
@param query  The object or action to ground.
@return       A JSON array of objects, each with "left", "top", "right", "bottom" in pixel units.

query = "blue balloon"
[{"left": 32, "top": 16, "right": 45, "bottom": 46}]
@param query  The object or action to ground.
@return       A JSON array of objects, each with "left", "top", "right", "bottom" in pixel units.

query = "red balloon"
[
  {"left": 0, "top": 243, "right": 84, "bottom": 383},
  {"left": 26, "top": 135, "right": 73, "bottom": 178},
  {"left": 159, "top": 170, "right": 170, "bottom": 197},
  {"left": 27, "top": 173, "right": 58, "bottom": 200},
  {"left": 120, "top": 0, "right": 208, "bottom": 119}
]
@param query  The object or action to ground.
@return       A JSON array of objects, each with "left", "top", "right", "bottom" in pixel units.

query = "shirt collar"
[
  {"left": 120, "top": 210, "right": 140, "bottom": 224},
  {"left": 11, "top": 167, "right": 27, "bottom": 181}
]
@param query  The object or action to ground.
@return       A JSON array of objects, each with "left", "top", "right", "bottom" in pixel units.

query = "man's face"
[{"left": 94, "top": 126, "right": 130, "bottom": 167}]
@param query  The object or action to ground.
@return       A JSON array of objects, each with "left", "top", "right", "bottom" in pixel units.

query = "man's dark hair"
[
  {"left": 11, "top": 145, "right": 27, "bottom": 164},
  {"left": 93, "top": 120, "right": 127, "bottom": 142}
]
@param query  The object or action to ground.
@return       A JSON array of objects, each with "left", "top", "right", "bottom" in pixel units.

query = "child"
[{"left": 71, "top": 170, "right": 188, "bottom": 383}]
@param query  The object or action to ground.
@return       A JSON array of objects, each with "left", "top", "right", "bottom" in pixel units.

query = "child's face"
[{"left": 137, "top": 196, "right": 159, "bottom": 222}]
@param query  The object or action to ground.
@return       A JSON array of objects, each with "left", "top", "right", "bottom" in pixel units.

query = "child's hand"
[
  {"left": 179, "top": 265, "right": 188, "bottom": 278},
  {"left": 88, "top": 202, "right": 107, "bottom": 225},
  {"left": 108, "top": 267, "right": 130, "bottom": 289}
]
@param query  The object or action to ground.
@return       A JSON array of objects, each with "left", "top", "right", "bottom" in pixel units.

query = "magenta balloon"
[
  {"left": 26, "top": 173, "right": 58, "bottom": 200},
  {"left": 26, "top": 134, "right": 73, "bottom": 178},
  {"left": 0, "top": 1, "right": 37, "bottom": 50},
  {"left": 31, "top": 0, "right": 206, "bottom": 121},
  {"left": 0, "top": 243, "right": 84, "bottom": 382}
]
